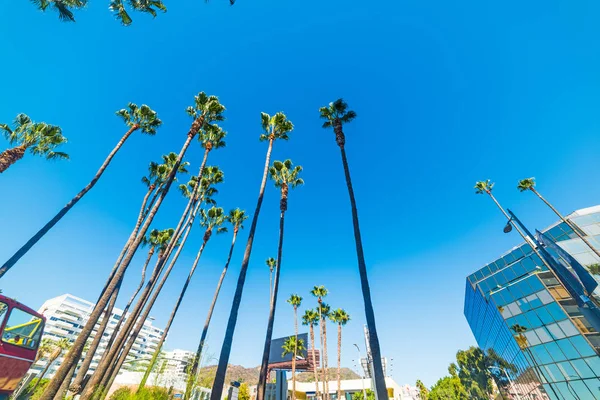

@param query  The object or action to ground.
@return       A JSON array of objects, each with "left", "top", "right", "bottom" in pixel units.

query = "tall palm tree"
[
  {"left": 138, "top": 206, "right": 228, "bottom": 390},
  {"left": 184, "top": 208, "right": 248, "bottom": 400},
  {"left": 287, "top": 294, "right": 303, "bottom": 400},
  {"left": 517, "top": 177, "right": 600, "bottom": 260},
  {"left": 302, "top": 309, "right": 321, "bottom": 400},
  {"left": 311, "top": 285, "right": 328, "bottom": 399},
  {"left": 210, "top": 112, "right": 293, "bottom": 400},
  {"left": 31, "top": 339, "right": 71, "bottom": 394},
  {"left": 257, "top": 160, "right": 304, "bottom": 400},
  {"left": 319, "top": 99, "right": 387, "bottom": 400},
  {"left": 329, "top": 309, "right": 350, "bottom": 400},
  {"left": 42, "top": 93, "right": 223, "bottom": 400},
  {"left": 31, "top": 0, "right": 86, "bottom": 22},
  {"left": 0, "top": 114, "right": 68, "bottom": 174},
  {"left": 0, "top": 103, "right": 162, "bottom": 279},
  {"left": 318, "top": 302, "right": 331, "bottom": 400},
  {"left": 267, "top": 258, "right": 276, "bottom": 303},
  {"left": 282, "top": 336, "right": 307, "bottom": 400}
]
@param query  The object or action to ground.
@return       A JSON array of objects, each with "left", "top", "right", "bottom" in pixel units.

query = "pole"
[
  {"left": 489, "top": 366, "right": 521, "bottom": 400},
  {"left": 354, "top": 344, "right": 367, "bottom": 400}
]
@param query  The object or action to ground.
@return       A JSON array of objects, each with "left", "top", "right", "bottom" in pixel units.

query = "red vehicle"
[{"left": 0, "top": 295, "right": 45, "bottom": 400}]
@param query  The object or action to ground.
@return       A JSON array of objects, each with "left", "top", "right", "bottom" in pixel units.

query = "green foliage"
[
  {"left": 259, "top": 112, "right": 294, "bottom": 142},
  {"left": 17, "top": 378, "right": 49, "bottom": 400},
  {"left": 1, "top": 114, "right": 68, "bottom": 161},
  {"left": 455, "top": 347, "right": 493, "bottom": 398},
  {"left": 329, "top": 308, "right": 350, "bottom": 326},
  {"left": 415, "top": 380, "right": 429, "bottom": 400},
  {"left": 143, "top": 152, "right": 189, "bottom": 190},
  {"left": 238, "top": 382, "right": 251, "bottom": 400},
  {"left": 269, "top": 159, "right": 304, "bottom": 189},
  {"left": 29, "top": 0, "right": 86, "bottom": 22},
  {"left": 109, "top": 386, "right": 169, "bottom": 400},
  {"left": 227, "top": 208, "right": 248, "bottom": 231},
  {"left": 266, "top": 258, "right": 276, "bottom": 272},
  {"left": 310, "top": 285, "right": 328, "bottom": 299},
  {"left": 319, "top": 99, "right": 357, "bottom": 128},
  {"left": 301, "top": 309, "right": 319, "bottom": 327},
  {"left": 115, "top": 102, "right": 162, "bottom": 134},
  {"left": 200, "top": 207, "right": 228, "bottom": 237},
  {"left": 428, "top": 376, "right": 468, "bottom": 400},
  {"left": 351, "top": 389, "right": 375, "bottom": 400},
  {"left": 517, "top": 177, "right": 536, "bottom": 192},
  {"left": 287, "top": 294, "right": 303, "bottom": 308},
  {"left": 474, "top": 180, "right": 494, "bottom": 195},
  {"left": 281, "top": 336, "right": 307, "bottom": 359},
  {"left": 588, "top": 263, "right": 600, "bottom": 275}
]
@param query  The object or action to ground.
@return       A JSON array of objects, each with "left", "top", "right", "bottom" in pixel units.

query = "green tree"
[
  {"left": 0, "top": 113, "right": 68, "bottom": 174},
  {"left": 267, "top": 258, "right": 276, "bottom": 303},
  {"left": 238, "top": 382, "right": 251, "bottom": 400},
  {"left": 416, "top": 380, "right": 429, "bottom": 400},
  {"left": 588, "top": 263, "right": 600, "bottom": 275},
  {"left": 352, "top": 389, "right": 375, "bottom": 400},
  {"left": 287, "top": 294, "right": 303, "bottom": 400},
  {"left": 282, "top": 336, "right": 307, "bottom": 396},
  {"left": 139, "top": 206, "right": 228, "bottom": 391},
  {"left": 428, "top": 376, "right": 468, "bottom": 400},
  {"left": 319, "top": 99, "right": 387, "bottom": 400},
  {"left": 184, "top": 208, "right": 248, "bottom": 400},
  {"left": 454, "top": 347, "right": 493, "bottom": 398},
  {"left": 518, "top": 177, "right": 600, "bottom": 259},
  {"left": 318, "top": 302, "right": 331, "bottom": 399},
  {"left": 302, "top": 309, "right": 321, "bottom": 399},
  {"left": 211, "top": 112, "right": 293, "bottom": 400},
  {"left": 257, "top": 159, "right": 304, "bottom": 400},
  {"left": 31, "top": 339, "right": 71, "bottom": 394},
  {"left": 0, "top": 103, "right": 162, "bottom": 279},
  {"left": 329, "top": 309, "right": 350, "bottom": 400},
  {"left": 311, "top": 285, "right": 328, "bottom": 399}
]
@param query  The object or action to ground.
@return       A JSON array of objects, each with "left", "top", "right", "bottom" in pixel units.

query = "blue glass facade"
[{"left": 464, "top": 206, "right": 600, "bottom": 399}]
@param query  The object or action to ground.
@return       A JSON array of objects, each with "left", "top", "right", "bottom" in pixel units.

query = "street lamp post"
[
  {"left": 354, "top": 344, "right": 367, "bottom": 400},
  {"left": 488, "top": 366, "right": 521, "bottom": 400}
]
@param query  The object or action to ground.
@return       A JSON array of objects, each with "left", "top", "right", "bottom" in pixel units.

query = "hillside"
[{"left": 196, "top": 365, "right": 360, "bottom": 387}]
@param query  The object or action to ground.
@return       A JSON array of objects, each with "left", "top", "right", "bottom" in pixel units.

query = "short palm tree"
[
  {"left": 0, "top": 114, "right": 68, "bottom": 173},
  {"left": 0, "top": 103, "right": 162, "bottom": 279},
  {"left": 287, "top": 294, "right": 303, "bottom": 400},
  {"left": 257, "top": 160, "right": 304, "bottom": 400},
  {"left": 311, "top": 285, "right": 328, "bottom": 398},
  {"left": 267, "top": 257, "right": 276, "bottom": 303},
  {"left": 282, "top": 335, "right": 307, "bottom": 399},
  {"left": 329, "top": 309, "right": 350, "bottom": 400},
  {"left": 45, "top": 93, "right": 223, "bottom": 400},
  {"left": 302, "top": 309, "right": 321, "bottom": 399},
  {"left": 318, "top": 302, "right": 331, "bottom": 399},
  {"left": 184, "top": 208, "right": 248, "bottom": 400},
  {"left": 518, "top": 177, "right": 600, "bottom": 259},
  {"left": 211, "top": 112, "right": 293, "bottom": 400},
  {"left": 319, "top": 99, "right": 387, "bottom": 400},
  {"left": 109, "top": 0, "right": 167, "bottom": 26},
  {"left": 31, "top": 338, "right": 71, "bottom": 393}
]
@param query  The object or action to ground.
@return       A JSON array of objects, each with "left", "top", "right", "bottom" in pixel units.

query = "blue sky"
[{"left": 2, "top": 0, "right": 600, "bottom": 388}]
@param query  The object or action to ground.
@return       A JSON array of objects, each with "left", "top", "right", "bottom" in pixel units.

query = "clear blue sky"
[{"left": 2, "top": 0, "right": 600, "bottom": 388}]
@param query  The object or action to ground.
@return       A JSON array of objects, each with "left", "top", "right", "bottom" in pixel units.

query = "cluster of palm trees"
[{"left": 1, "top": 96, "right": 388, "bottom": 400}]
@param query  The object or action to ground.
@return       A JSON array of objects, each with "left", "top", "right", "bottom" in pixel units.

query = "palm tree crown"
[
  {"left": 31, "top": 0, "right": 86, "bottom": 22},
  {"left": 259, "top": 112, "right": 294, "bottom": 142},
  {"left": 287, "top": 294, "right": 303, "bottom": 309},
  {"left": 200, "top": 124, "right": 227, "bottom": 151},
  {"left": 1, "top": 114, "right": 69, "bottom": 161},
  {"left": 282, "top": 336, "right": 307, "bottom": 358},
  {"left": 266, "top": 258, "right": 276, "bottom": 273},
  {"left": 302, "top": 309, "right": 320, "bottom": 326},
  {"left": 116, "top": 103, "right": 162, "bottom": 135},
  {"left": 186, "top": 92, "right": 226, "bottom": 134},
  {"left": 318, "top": 99, "right": 357, "bottom": 147},
  {"left": 329, "top": 309, "right": 350, "bottom": 325},
  {"left": 269, "top": 159, "right": 304, "bottom": 212},
  {"left": 311, "top": 285, "right": 328, "bottom": 301},
  {"left": 199, "top": 207, "right": 229, "bottom": 241},
  {"left": 227, "top": 208, "right": 248, "bottom": 233},
  {"left": 517, "top": 177, "right": 536, "bottom": 192},
  {"left": 474, "top": 179, "right": 494, "bottom": 195},
  {"left": 109, "top": 0, "right": 167, "bottom": 26},
  {"left": 144, "top": 153, "right": 190, "bottom": 190},
  {"left": 318, "top": 302, "right": 331, "bottom": 318}
]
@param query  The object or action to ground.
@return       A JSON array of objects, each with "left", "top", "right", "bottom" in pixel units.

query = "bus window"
[
  {"left": 0, "top": 302, "right": 7, "bottom": 325},
  {"left": 2, "top": 307, "right": 43, "bottom": 350}
]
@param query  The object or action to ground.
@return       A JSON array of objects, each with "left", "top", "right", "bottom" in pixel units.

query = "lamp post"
[
  {"left": 354, "top": 344, "right": 367, "bottom": 400},
  {"left": 488, "top": 366, "right": 521, "bottom": 400}
]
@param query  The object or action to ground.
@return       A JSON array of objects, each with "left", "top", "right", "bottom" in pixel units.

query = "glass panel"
[
  {"left": 536, "top": 306, "right": 555, "bottom": 325},
  {"left": 545, "top": 303, "right": 567, "bottom": 322},
  {"left": 557, "top": 338, "right": 584, "bottom": 360},
  {"left": 531, "top": 344, "right": 555, "bottom": 365},
  {"left": 583, "top": 356, "right": 600, "bottom": 376},
  {"left": 556, "top": 361, "right": 578, "bottom": 380},
  {"left": 534, "top": 327, "right": 553, "bottom": 343},
  {"left": 544, "top": 364, "right": 565, "bottom": 382},
  {"left": 583, "top": 378, "right": 600, "bottom": 397},
  {"left": 557, "top": 320, "right": 579, "bottom": 337},
  {"left": 571, "top": 358, "right": 595, "bottom": 379},
  {"left": 2, "top": 307, "right": 44, "bottom": 350},
  {"left": 568, "top": 380, "right": 594, "bottom": 399},
  {"left": 546, "top": 323, "right": 566, "bottom": 340},
  {"left": 569, "top": 335, "right": 596, "bottom": 358},
  {"left": 0, "top": 302, "right": 7, "bottom": 326},
  {"left": 544, "top": 341, "right": 567, "bottom": 363},
  {"left": 525, "top": 330, "right": 542, "bottom": 346},
  {"left": 537, "top": 290, "right": 554, "bottom": 305}
]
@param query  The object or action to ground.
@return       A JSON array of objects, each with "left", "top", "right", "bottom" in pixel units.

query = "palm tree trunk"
[
  {"left": 318, "top": 300, "right": 325, "bottom": 400},
  {"left": 184, "top": 228, "right": 239, "bottom": 400},
  {"left": 336, "top": 135, "right": 387, "bottom": 400},
  {"left": 0, "top": 143, "right": 27, "bottom": 173},
  {"left": 210, "top": 139, "right": 275, "bottom": 400},
  {"left": 54, "top": 362, "right": 77, "bottom": 400},
  {"left": 323, "top": 321, "right": 330, "bottom": 400},
  {"left": 0, "top": 125, "right": 139, "bottom": 279},
  {"left": 336, "top": 324, "right": 341, "bottom": 400},
  {"left": 40, "top": 120, "right": 201, "bottom": 400},
  {"left": 531, "top": 187, "right": 600, "bottom": 259},
  {"left": 256, "top": 208, "right": 286, "bottom": 400},
  {"left": 292, "top": 306, "right": 298, "bottom": 400},
  {"left": 100, "top": 198, "right": 205, "bottom": 396},
  {"left": 138, "top": 236, "right": 210, "bottom": 391},
  {"left": 269, "top": 270, "right": 273, "bottom": 304},
  {"left": 310, "top": 325, "right": 320, "bottom": 400}
]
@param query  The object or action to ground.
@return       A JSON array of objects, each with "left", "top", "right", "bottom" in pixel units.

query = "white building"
[
  {"left": 32, "top": 293, "right": 165, "bottom": 378},
  {"left": 287, "top": 378, "right": 417, "bottom": 400},
  {"left": 163, "top": 349, "right": 195, "bottom": 380}
]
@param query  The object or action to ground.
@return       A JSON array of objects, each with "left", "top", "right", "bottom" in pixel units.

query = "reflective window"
[
  {"left": 569, "top": 335, "right": 596, "bottom": 358},
  {"left": 545, "top": 324, "right": 566, "bottom": 341},
  {"left": 544, "top": 363, "right": 565, "bottom": 382},
  {"left": 1, "top": 307, "right": 44, "bottom": 350},
  {"left": 556, "top": 338, "right": 582, "bottom": 360},
  {"left": 557, "top": 320, "right": 579, "bottom": 337},
  {"left": 583, "top": 356, "right": 600, "bottom": 376},
  {"left": 537, "top": 290, "right": 554, "bottom": 305},
  {"left": 545, "top": 303, "right": 567, "bottom": 322},
  {"left": 544, "top": 341, "right": 567, "bottom": 363},
  {"left": 571, "top": 358, "right": 595, "bottom": 379},
  {"left": 583, "top": 378, "right": 600, "bottom": 396},
  {"left": 534, "top": 327, "right": 553, "bottom": 344},
  {"left": 531, "top": 344, "right": 555, "bottom": 365}
]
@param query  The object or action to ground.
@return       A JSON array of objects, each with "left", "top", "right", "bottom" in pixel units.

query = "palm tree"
[
  {"left": 109, "top": 0, "right": 167, "bottom": 26},
  {"left": 329, "top": 309, "right": 350, "bottom": 400},
  {"left": 319, "top": 99, "right": 387, "bottom": 400},
  {"left": 518, "top": 177, "right": 600, "bottom": 260},
  {"left": 42, "top": 93, "right": 223, "bottom": 400},
  {"left": 0, "top": 103, "right": 162, "bottom": 279},
  {"left": 282, "top": 336, "right": 307, "bottom": 399},
  {"left": 302, "top": 309, "right": 321, "bottom": 400},
  {"left": 184, "top": 208, "right": 248, "bottom": 400},
  {"left": 311, "top": 285, "right": 328, "bottom": 399},
  {"left": 30, "top": 0, "right": 86, "bottom": 22},
  {"left": 318, "top": 302, "right": 331, "bottom": 400},
  {"left": 0, "top": 114, "right": 68, "bottom": 174},
  {"left": 416, "top": 380, "right": 429, "bottom": 400},
  {"left": 267, "top": 258, "right": 276, "bottom": 303},
  {"left": 287, "top": 294, "right": 303, "bottom": 400},
  {"left": 31, "top": 339, "right": 71, "bottom": 394},
  {"left": 210, "top": 112, "right": 293, "bottom": 400},
  {"left": 257, "top": 160, "right": 304, "bottom": 400},
  {"left": 138, "top": 206, "right": 228, "bottom": 390}
]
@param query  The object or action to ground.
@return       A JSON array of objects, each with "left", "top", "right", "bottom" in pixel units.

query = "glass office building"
[{"left": 464, "top": 205, "right": 600, "bottom": 399}]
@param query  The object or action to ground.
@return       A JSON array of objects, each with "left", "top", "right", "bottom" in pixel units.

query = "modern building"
[
  {"left": 465, "top": 205, "right": 600, "bottom": 399},
  {"left": 31, "top": 293, "right": 165, "bottom": 378},
  {"left": 285, "top": 377, "right": 415, "bottom": 400}
]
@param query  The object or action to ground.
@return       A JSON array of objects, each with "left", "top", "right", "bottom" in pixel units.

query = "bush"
[
  {"left": 109, "top": 386, "right": 170, "bottom": 400},
  {"left": 16, "top": 378, "right": 49, "bottom": 400}
]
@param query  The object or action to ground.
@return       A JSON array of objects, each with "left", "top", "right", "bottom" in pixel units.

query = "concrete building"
[
  {"left": 31, "top": 293, "right": 164, "bottom": 378},
  {"left": 465, "top": 205, "right": 600, "bottom": 399}
]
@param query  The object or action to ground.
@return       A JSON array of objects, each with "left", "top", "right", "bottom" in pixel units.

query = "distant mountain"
[{"left": 196, "top": 365, "right": 360, "bottom": 387}]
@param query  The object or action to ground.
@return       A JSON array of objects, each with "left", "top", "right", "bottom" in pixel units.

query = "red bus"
[{"left": 0, "top": 295, "right": 45, "bottom": 400}]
